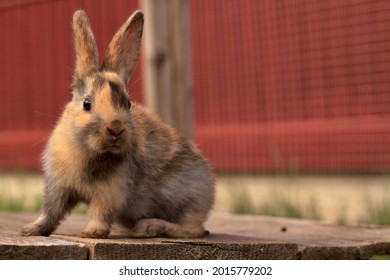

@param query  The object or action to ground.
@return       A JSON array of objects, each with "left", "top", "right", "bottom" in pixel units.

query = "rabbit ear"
[
  {"left": 73, "top": 10, "right": 99, "bottom": 79},
  {"left": 103, "top": 11, "right": 144, "bottom": 85}
]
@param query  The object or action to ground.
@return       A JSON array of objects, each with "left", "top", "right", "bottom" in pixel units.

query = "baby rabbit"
[{"left": 21, "top": 10, "right": 215, "bottom": 238}]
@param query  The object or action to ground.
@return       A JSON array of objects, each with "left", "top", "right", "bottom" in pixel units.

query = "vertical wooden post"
[{"left": 141, "top": 0, "right": 192, "bottom": 139}]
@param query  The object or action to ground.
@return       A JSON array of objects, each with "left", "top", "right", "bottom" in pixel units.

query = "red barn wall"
[
  {"left": 1, "top": 0, "right": 390, "bottom": 172},
  {"left": 191, "top": 0, "right": 390, "bottom": 172}
]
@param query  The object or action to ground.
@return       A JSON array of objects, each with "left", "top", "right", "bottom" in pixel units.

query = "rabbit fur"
[{"left": 21, "top": 10, "right": 215, "bottom": 239}]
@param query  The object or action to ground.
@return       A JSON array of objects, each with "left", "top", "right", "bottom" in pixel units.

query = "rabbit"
[{"left": 20, "top": 10, "right": 215, "bottom": 239}]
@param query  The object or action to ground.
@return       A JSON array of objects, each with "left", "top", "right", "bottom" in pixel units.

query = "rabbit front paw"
[{"left": 20, "top": 223, "right": 45, "bottom": 236}]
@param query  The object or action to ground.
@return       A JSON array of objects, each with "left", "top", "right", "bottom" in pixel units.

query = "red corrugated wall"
[
  {"left": 1, "top": 0, "right": 390, "bottom": 172},
  {"left": 192, "top": 0, "right": 390, "bottom": 172}
]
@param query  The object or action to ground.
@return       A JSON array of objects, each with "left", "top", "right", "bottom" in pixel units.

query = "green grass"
[
  {"left": 0, "top": 193, "right": 87, "bottom": 214},
  {"left": 229, "top": 187, "right": 322, "bottom": 221},
  {"left": 0, "top": 171, "right": 43, "bottom": 212},
  {"left": 0, "top": 191, "right": 42, "bottom": 212},
  {"left": 229, "top": 189, "right": 257, "bottom": 215},
  {"left": 0, "top": 197, "right": 26, "bottom": 212},
  {"left": 359, "top": 194, "right": 390, "bottom": 226},
  {"left": 0, "top": 190, "right": 88, "bottom": 214},
  {"left": 370, "top": 255, "right": 390, "bottom": 260},
  {"left": 258, "top": 191, "right": 322, "bottom": 220},
  {"left": 72, "top": 203, "right": 88, "bottom": 214},
  {"left": 1, "top": 172, "right": 390, "bottom": 226},
  {"left": 228, "top": 183, "right": 390, "bottom": 226}
]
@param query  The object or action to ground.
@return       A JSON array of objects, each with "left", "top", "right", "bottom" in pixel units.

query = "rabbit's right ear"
[{"left": 72, "top": 10, "right": 99, "bottom": 80}]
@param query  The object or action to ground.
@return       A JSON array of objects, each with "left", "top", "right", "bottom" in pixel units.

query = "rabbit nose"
[
  {"left": 107, "top": 120, "right": 124, "bottom": 137},
  {"left": 107, "top": 127, "right": 124, "bottom": 137}
]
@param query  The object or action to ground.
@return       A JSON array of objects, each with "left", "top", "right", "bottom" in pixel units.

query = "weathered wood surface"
[{"left": 0, "top": 212, "right": 389, "bottom": 260}]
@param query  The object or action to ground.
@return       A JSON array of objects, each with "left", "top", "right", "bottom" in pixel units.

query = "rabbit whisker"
[
  {"left": 34, "top": 111, "right": 59, "bottom": 120},
  {"left": 129, "top": 75, "right": 144, "bottom": 91},
  {"left": 30, "top": 136, "right": 49, "bottom": 148}
]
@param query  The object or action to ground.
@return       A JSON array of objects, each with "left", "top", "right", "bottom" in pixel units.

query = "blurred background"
[{"left": 1, "top": 0, "right": 390, "bottom": 225}]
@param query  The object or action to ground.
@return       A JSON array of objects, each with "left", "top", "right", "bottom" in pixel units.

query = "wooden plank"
[{"left": 3, "top": 212, "right": 390, "bottom": 259}]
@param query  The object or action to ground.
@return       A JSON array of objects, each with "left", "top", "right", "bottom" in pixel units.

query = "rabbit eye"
[
  {"left": 128, "top": 100, "right": 131, "bottom": 110},
  {"left": 83, "top": 99, "right": 91, "bottom": 111}
]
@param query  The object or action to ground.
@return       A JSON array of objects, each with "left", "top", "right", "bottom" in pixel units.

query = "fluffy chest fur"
[{"left": 42, "top": 118, "right": 129, "bottom": 198}]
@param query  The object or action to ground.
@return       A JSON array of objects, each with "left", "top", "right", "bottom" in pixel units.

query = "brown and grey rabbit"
[{"left": 20, "top": 10, "right": 215, "bottom": 239}]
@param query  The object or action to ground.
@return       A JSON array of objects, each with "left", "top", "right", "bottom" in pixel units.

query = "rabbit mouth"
[
  {"left": 109, "top": 143, "right": 120, "bottom": 149},
  {"left": 83, "top": 131, "right": 128, "bottom": 154},
  {"left": 102, "top": 136, "right": 127, "bottom": 153},
  {"left": 103, "top": 141, "right": 123, "bottom": 152}
]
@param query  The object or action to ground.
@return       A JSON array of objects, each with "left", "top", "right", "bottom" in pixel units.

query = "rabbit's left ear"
[
  {"left": 103, "top": 11, "right": 144, "bottom": 85},
  {"left": 73, "top": 10, "right": 99, "bottom": 79}
]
